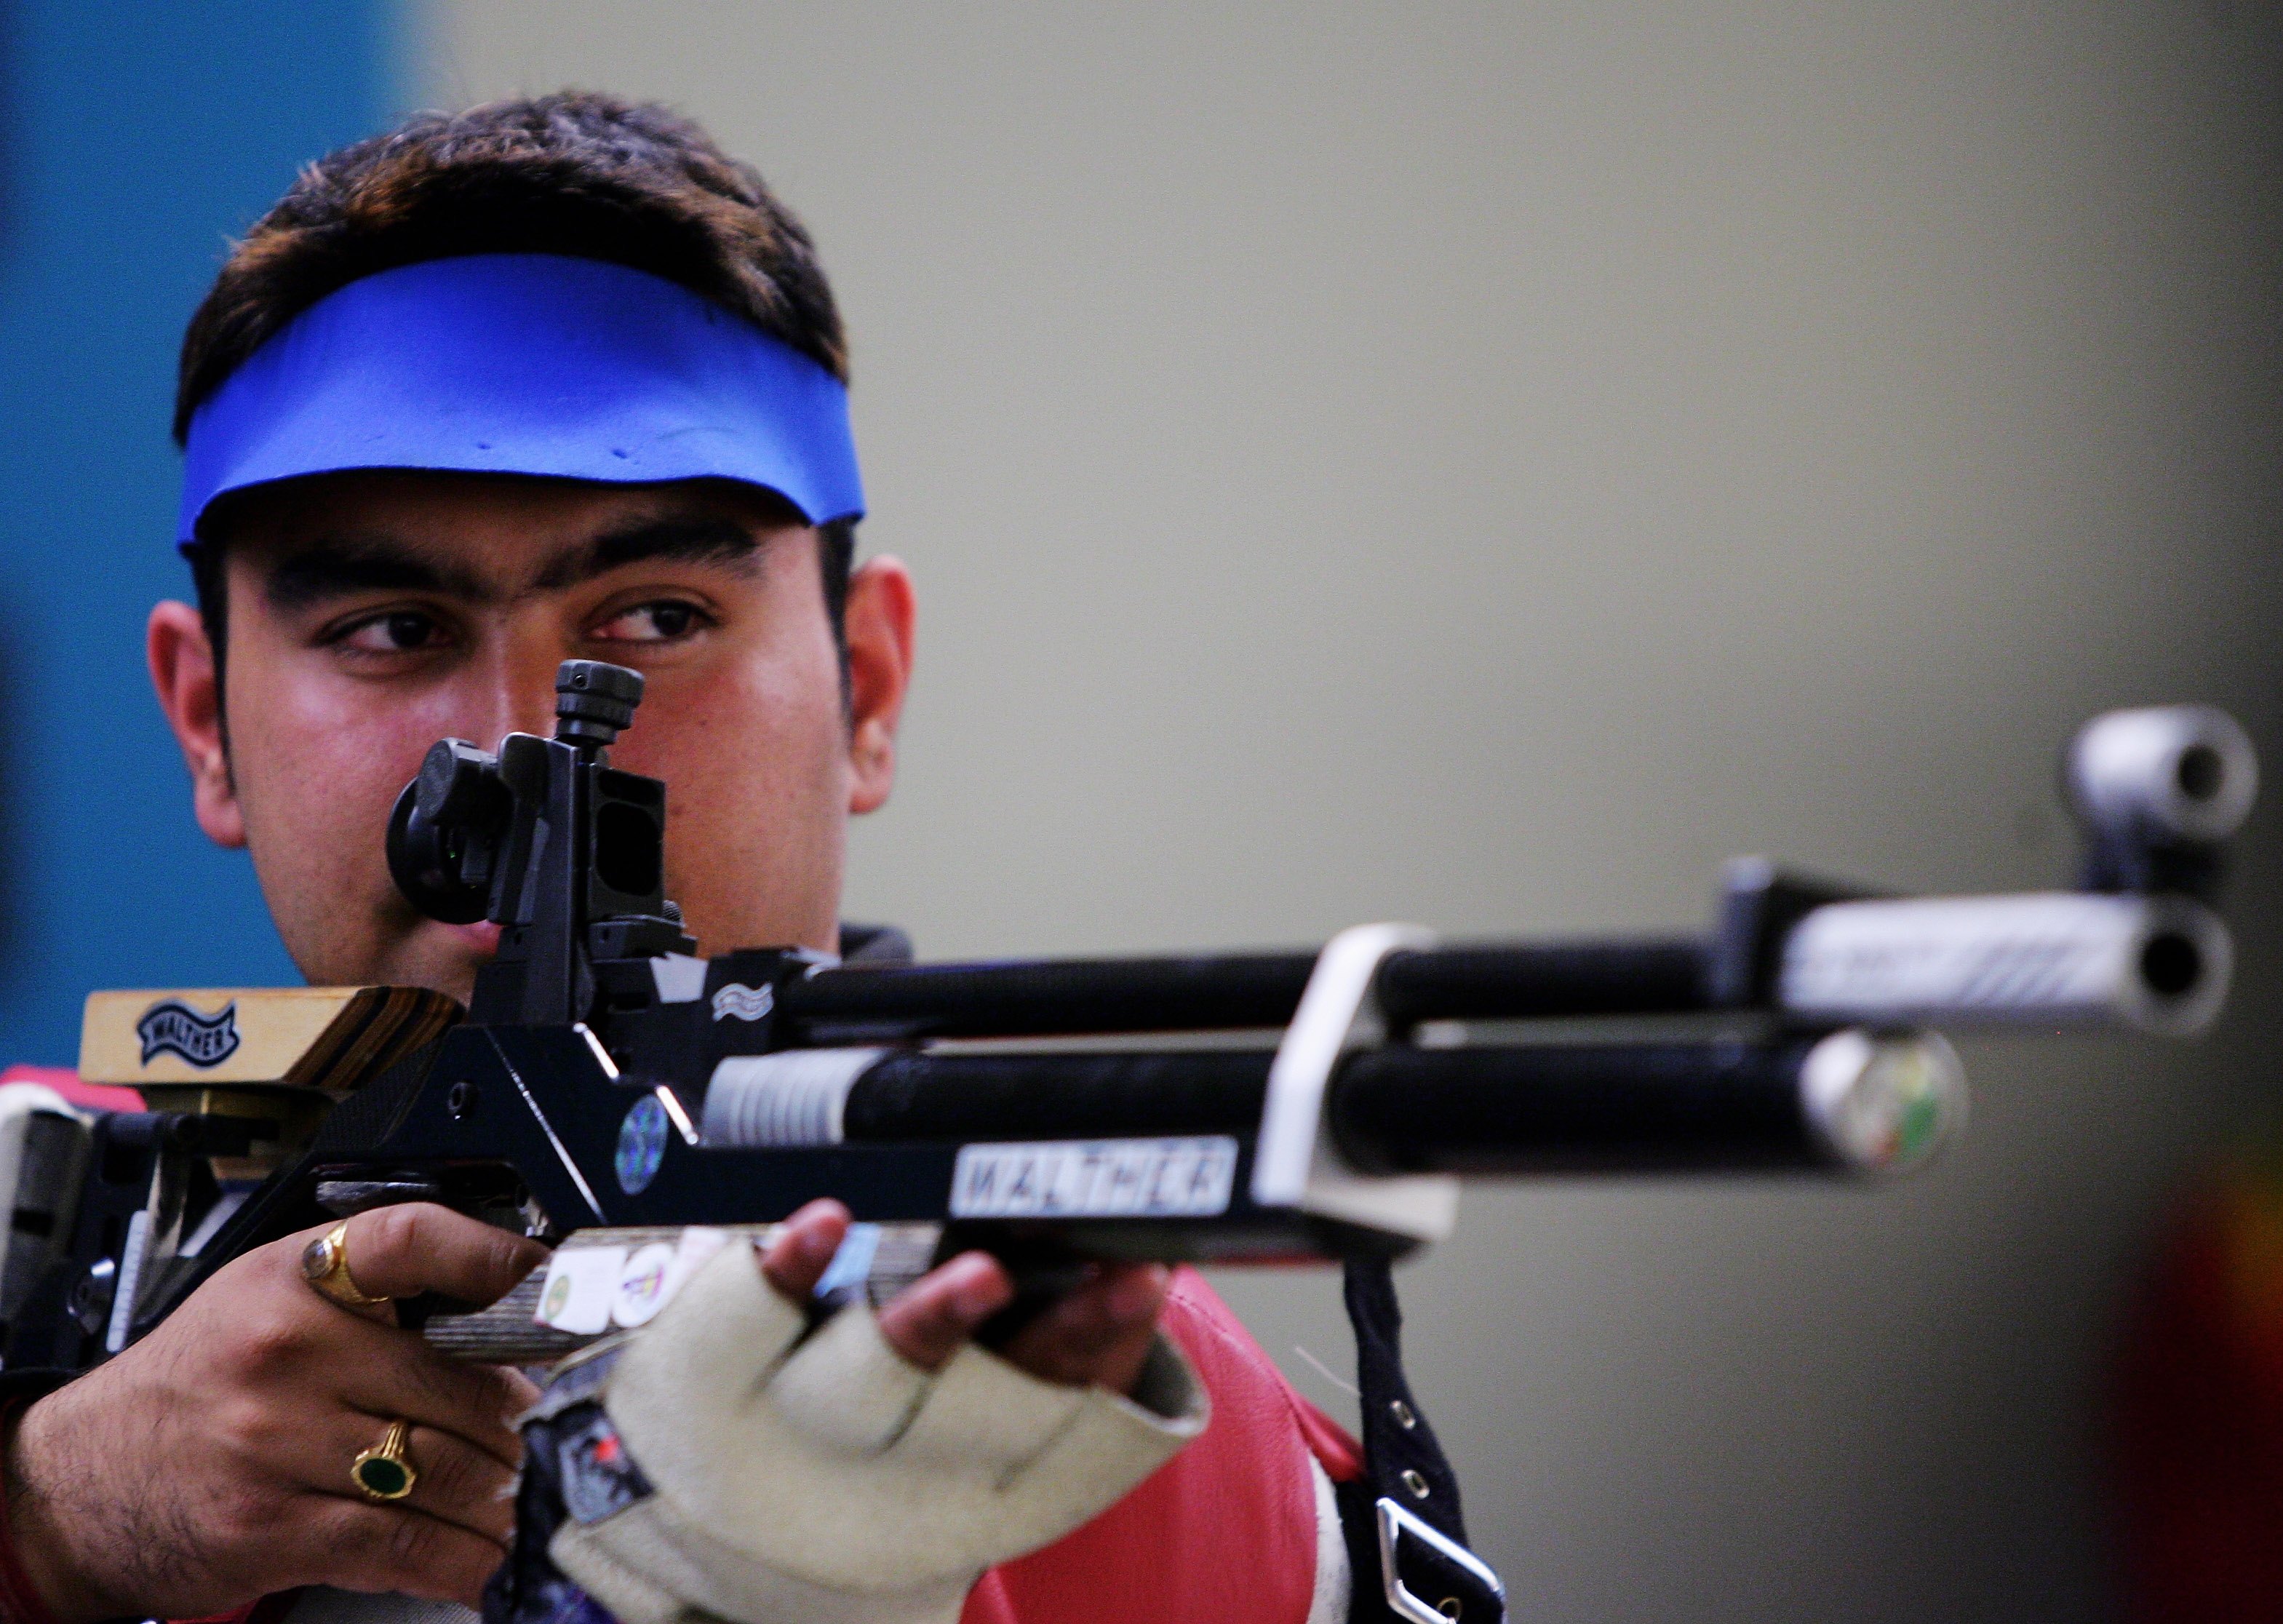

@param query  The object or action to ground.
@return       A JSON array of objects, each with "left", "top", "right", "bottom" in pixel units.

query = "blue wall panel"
[{"left": 0, "top": 3, "right": 396, "bottom": 1062}]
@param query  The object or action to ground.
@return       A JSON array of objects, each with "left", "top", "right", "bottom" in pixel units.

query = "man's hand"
[
  {"left": 4, "top": 1205, "right": 545, "bottom": 1624},
  {"left": 554, "top": 1210, "right": 1203, "bottom": 1624},
  {"left": 1, "top": 1201, "right": 1166, "bottom": 1624},
  {"left": 762, "top": 1201, "right": 1171, "bottom": 1396}
]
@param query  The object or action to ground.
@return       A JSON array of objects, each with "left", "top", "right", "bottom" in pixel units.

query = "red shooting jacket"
[{"left": 968, "top": 1269, "right": 1360, "bottom": 1624}]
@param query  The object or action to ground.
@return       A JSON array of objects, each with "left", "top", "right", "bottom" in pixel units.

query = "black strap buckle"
[{"left": 1375, "top": 1495, "right": 1507, "bottom": 1623}]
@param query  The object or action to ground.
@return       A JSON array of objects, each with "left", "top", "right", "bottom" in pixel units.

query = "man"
[{"left": 0, "top": 95, "right": 1355, "bottom": 1624}]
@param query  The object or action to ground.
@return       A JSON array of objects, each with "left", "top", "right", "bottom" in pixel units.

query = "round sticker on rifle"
[
  {"left": 615, "top": 1095, "right": 669, "bottom": 1194},
  {"left": 612, "top": 1241, "right": 677, "bottom": 1326}
]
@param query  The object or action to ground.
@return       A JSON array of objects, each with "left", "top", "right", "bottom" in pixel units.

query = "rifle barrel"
[
  {"left": 782, "top": 952, "right": 1316, "bottom": 1037},
  {"left": 783, "top": 890, "right": 2226, "bottom": 1038},
  {"left": 781, "top": 939, "right": 1709, "bottom": 1040}
]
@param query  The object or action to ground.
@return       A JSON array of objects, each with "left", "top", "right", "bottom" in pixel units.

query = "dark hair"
[{"left": 178, "top": 92, "right": 857, "bottom": 692}]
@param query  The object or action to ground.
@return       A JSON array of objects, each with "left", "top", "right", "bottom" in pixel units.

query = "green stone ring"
[{"left": 352, "top": 1420, "right": 418, "bottom": 1502}]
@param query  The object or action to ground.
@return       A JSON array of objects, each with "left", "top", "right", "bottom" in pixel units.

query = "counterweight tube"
[
  {"left": 703, "top": 1032, "right": 1963, "bottom": 1177},
  {"left": 1326, "top": 1031, "right": 1961, "bottom": 1177}
]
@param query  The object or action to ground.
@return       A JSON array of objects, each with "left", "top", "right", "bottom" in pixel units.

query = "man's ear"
[
  {"left": 842, "top": 556, "right": 916, "bottom": 816},
  {"left": 148, "top": 600, "right": 246, "bottom": 848}
]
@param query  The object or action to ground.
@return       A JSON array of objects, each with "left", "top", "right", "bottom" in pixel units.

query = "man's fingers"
[
  {"left": 1000, "top": 1263, "right": 1170, "bottom": 1392},
  {"left": 311, "top": 1419, "right": 517, "bottom": 1546},
  {"left": 324, "top": 1204, "right": 548, "bottom": 1309},
  {"left": 872, "top": 1254, "right": 1169, "bottom": 1385},
  {"left": 875, "top": 1251, "right": 1014, "bottom": 1373},
  {"left": 306, "top": 1494, "right": 510, "bottom": 1607},
  {"left": 338, "top": 1335, "right": 532, "bottom": 1470},
  {"left": 389, "top": 1422, "right": 517, "bottom": 1546},
  {"left": 757, "top": 1200, "right": 852, "bottom": 1301}
]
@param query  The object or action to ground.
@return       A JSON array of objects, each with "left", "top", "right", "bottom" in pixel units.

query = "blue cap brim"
[{"left": 178, "top": 253, "right": 864, "bottom": 550}]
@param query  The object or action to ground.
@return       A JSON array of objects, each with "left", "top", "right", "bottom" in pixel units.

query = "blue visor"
[{"left": 178, "top": 252, "right": 863, "bottom": 549}]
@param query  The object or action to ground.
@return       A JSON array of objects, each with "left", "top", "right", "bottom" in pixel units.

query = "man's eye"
[
  {"left": 594, "top": 602, "right": 706, "bottom": 642},
  {"left": 339, "top": 611, "right": 447, "bottom": 653}
]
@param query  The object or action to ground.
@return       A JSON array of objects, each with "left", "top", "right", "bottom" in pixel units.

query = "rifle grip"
[
  {"left": 394, "top": 1291, "right": 480, "bottom": 1333},
  {"left": 972, "top": 1262, "right": 1091, "bottom": 1351}
]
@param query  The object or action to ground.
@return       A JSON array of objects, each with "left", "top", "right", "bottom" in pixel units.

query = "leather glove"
[{"left": 546, "top": 1241, "right": 1209, "bottom": 1624}]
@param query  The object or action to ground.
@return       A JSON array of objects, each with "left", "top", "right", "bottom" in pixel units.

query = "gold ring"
[
  {"left": 351, "top": 1420, "right": 418, "bottom": 1502},
  {"left": 300, "top": 1222, "right": 389, "bottom": 1308}
]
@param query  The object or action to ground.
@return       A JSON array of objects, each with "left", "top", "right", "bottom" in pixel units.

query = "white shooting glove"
[{"left": 547, "top": 1242, "right": 1209, "bottom": 1624}]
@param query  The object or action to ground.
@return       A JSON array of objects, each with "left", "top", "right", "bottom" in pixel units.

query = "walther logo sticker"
[
  {"left": 709, "top": 982, "right": 775, "bottom": 1022},
  {"left": 951, "top": 1137, "right": 1239, "bottom": 1220},
  {"left": 136, "top": 999, "right": 242, "bottom": 1067}
]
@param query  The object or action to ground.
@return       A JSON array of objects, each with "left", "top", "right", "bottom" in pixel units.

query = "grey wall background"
[{"left": 423, "top": 7, "right": 2282, "bottom": 1619}]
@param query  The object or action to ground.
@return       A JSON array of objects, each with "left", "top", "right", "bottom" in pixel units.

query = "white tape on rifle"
[
  {"left": 704, "top": 1048, "right": 888, "bottom": 1147},
  {"left": 0, "top": 1084, "right": 85, "bottom": 1322},
  {"left": 1779, "top": 891, "right": 2230, "bottom": 1035},
  {"left": 0, "top": 1083, "right": 78, "bottom": 1237},
  {"left": 648, "top": 952, "right": 709, "bottom": 1004}
]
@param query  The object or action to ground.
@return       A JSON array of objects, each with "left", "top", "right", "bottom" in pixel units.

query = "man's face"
[{"left": 149, "top": 471, "right": 915, "bottom": 1000}]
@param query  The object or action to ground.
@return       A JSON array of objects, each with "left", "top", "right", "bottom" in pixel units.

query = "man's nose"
[{"left": 462, "top": 632, "right": 580, "bottom": 747}]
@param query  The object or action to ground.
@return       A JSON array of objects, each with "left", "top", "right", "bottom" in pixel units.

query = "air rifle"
[{"left": 0, "top": 669, "right": 2254, "bottom": 1377}]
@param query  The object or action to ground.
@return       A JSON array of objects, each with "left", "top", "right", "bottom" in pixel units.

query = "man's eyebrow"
[
  {"left": 533, "top": 515, "right": 765, "bottom": 592},
  {"left": 259, "top": 515, "right": 766, "bottom": 612},
  {"left": 263, "top": 538, "right": 493, "bottom": 613}
]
